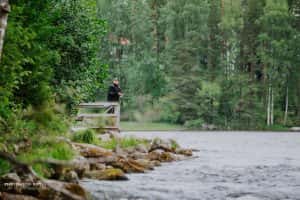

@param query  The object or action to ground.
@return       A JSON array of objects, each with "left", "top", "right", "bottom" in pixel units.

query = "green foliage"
[
  {"left": 23, "top": 106, "right": 68, "bottom": 134},
  {"left": 98, "top": 137, "right": 148, "bottom": 150},
  {"left": 50, "top": 0, "right": 108, "bottom": 107},
  {"left": 0, "top": 0, "right": 298, "bottom": 147},
  {"left": 0, "top": 2, "right": 107, "bottom": 141},
  {"left": 97, "top": 0, "right": 166, "bottom": 115},
  {"left": 17, "top": 141, "right": 75, "bottom": 177},
  {"left": 0, "top": 0, "right": 108, "bottom": 178},
  {"left": 98, "top": 138, "right": 117, "bottom": 150},
  {"left": 0, "top": 159, "right": 11, "bottom": 176},
  {"left": 170, "top": 139, "right": 179, "bottom": 150},
  {"left": 49, "top": 143, "right": 75, "bottom": 161},
  {"left": 1, "top": 0, "right": 108, "bottom": 117},
  {"left": 152, "top": 99, "right": 181, "bottom": 124},
  {"left": 97, "top": 0, "right": 300, "bottom": 129},
  {"left": 72, "top": 129, "right": 100, "bottom": 144},
  {"left": 121, "top": 121, "right": 183, "bottom": 131},
  {"left": 184, "top": 118, "right": 205, "bottom": 129}
]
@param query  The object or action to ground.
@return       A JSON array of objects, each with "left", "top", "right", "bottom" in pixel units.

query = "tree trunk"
[
  {"left": 150, "top": 0, "right": 161, "bottom": 62},
  {"left": 267, "top": 85, "right": 271, "bottom": 126},
  {"left": 0, "top": 0, "right": 10, "bottom": 61},
  {"left": 271, "top": 87, "right": 274, "bottom": 125},
  {"left": 284, "top": 86, "right": 289, "bottom": 125}
]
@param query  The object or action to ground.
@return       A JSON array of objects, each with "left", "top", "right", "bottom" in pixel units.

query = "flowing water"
[{"left": 81, "top": 131, "right": 300, "bottom": 200}]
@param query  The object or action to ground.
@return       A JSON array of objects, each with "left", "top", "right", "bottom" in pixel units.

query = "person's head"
[{"left": 113, "top": 78, "right": 119, "bottom": 86}]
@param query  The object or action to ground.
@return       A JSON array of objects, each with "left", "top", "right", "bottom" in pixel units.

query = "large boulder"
[
  {"left": 128, "top": 152, "right": 148, "bottom": 160},
  {"left": 86, "top": 156, "right": 118, "bottom": 165},
  {"left": 111, "top": 158, "right": 146, "bottom": 173},
  {"left": 175, "top": 148, "right": 193, "bottom": 157},
  {"left": 159, "top": 152, "right": 177, "bottom": 162},
  {"left": 114, "top": 145, "right": 128, "bottom": 157},
  {"left": 147, "top": 149, "right": 164, "bottom": 161},
  {"left": 147, "top": 150, "right": 176, "bottom": 162},
  {"left": 71, "top": 156, "right": 90, "bottom": 179},
  {"left": 150, "top": 160, "right": 161, "bottom": 167},
  {"left": 0, "top": 173, "right": 21, "bottom": 183},
  {"left": 39, "top": 180, "right": 89, "bottom": 200},
  {"left": 73, "top": 143, "right": 113, "bottom": 158},
  {"left": 134, "top": 144, "right": 150, "bottom": 153},
  {"left": 84, "top": 168, "right": 128, "bottom": 181},
  {"left": 123, "top": 147, "right": 136, "bottom": 154},
  {"left": 90, "top": 163, "right": 106, "bottom": 171},
  {"left": 0, "top": 193, "right": 40, "bottom": 200},
  {"left": 149, "top": 138, "right": 173, "bottom": 152},
  {"left": 134, "top": 159, "right": 155, "bottom": 170},
  {"left": 63, "top": 170, "right": 79, "bottom": 183},
  {"left": 290, "top": 127, "right": 300, "bottom": 132}
]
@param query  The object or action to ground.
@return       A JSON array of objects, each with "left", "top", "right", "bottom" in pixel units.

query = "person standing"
[
  {"left": 107, "top": 78, "right": 123, "bottom": 114},
  {"left": 107, "top": 78, "right": 123, "bottom": 102}
]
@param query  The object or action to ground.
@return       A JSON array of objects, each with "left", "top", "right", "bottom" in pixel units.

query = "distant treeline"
[{"left": 98, "top": 0, "right": 300, "bottom": 129}]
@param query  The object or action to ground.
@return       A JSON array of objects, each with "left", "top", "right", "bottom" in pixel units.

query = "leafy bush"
[
  {"left": 72, "top": 129, "right": 100, "bottom": 144},
  {"left": 50, "top": 143, "right": 75, "bottom": 161},
  {"left": 17, "top": 141, "right": 75, "bottom": 177},
  {"left": 22, "top": 106, "right": 68, "bottom": 135},
  {"left": 0, "top": 159, "right": 11, "bottom": 176}
]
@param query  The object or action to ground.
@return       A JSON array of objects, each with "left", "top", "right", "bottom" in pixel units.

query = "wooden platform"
[{"left": 76, "top": 101, "right": 120, "bottom": 131}]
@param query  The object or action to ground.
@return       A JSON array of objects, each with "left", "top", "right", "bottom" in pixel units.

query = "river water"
[{"left": 81, "top": 131, "right": 300, "bottom": 200}]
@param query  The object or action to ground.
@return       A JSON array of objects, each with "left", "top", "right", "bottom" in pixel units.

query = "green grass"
[
  {"left": 98, "top": 137, "right": 148, "bottom": 150},
  {"left": 120, "top": 121, "right": 184, "bottom": 131},
  {"left": 262, "top": 124, "right": 290, "bottom": 131},
  {"left": 17, "top": 141, "right": 75, "bottom": 177},
  {"left": 72, "top": 129, "right": 100, "bottom": 144}
]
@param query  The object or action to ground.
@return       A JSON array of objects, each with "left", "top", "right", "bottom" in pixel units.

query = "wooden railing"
[{"left": 76, "top": 102, "right": 120, "bottom": 131}]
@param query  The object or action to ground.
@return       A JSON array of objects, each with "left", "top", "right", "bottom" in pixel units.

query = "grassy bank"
[
  {"left": 120, "top": 121, "right": 184, "bottom": 131},
  {"left": 120, "top": 121, "right": 295, "bottom": 132}
]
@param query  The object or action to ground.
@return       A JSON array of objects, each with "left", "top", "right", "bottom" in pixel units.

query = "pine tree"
[
  {"left": 239, "top": 0, "right": 266, "bottom": 78},
  {"left": 208, "top": 0, "right": 222, "bottom": 79}
]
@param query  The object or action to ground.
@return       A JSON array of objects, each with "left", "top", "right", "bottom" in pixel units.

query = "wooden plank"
[
  {"left": 76, "top": 101, "right": 120, "bottom": 132},
  {"left": 73, "top": 126, "right": 119, "bottom": 129},
  {"left": 103, "top": 126, "right": 120, "bottom": 129},
  {"left": 78, "top": 102, "right": 119, "bottom": 108},
  {"left": 77, "top": 113, "right": 118, "bottom": 118},
  {"left": 115, "top": 104, "right": 120, "bottom": 130}
]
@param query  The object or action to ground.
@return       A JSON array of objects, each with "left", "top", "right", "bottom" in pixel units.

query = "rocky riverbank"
[{"left": 0, "top": 132, "right": 195, "bottom": 200}]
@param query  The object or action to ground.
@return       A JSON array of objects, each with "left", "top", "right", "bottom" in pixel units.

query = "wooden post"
[{"left": 115, "top": 103, "right": 120, "bottom": 131}]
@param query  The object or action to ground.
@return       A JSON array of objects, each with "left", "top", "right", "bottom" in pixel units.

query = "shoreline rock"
[
  {"left": 0, "top": 134, "right": 195, "bottom": 200},
  {"left": 290, "top": 127, "right": 300, "bottom": 132}
]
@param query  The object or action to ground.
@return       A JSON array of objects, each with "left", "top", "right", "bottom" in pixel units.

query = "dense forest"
[
  {"left": 0, "top": 1, "right": 299, "bottom": 198},
  {"left": 98, "top": 0, "right": 300, "bottom": 130},
  {"left": 0, "top": 0, "right": 107, "bottom": 135},
  {"left": 0, "top": 0, "right": 300, "bottom": 200},
  {"left": 0, "top": 0, "right": 108, "bottom": 175},
  {"left": 0, "top": 0, "right": 299, "bottom": 136}
]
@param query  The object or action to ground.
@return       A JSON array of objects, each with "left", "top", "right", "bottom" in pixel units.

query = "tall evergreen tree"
[{"left": 208, "top": 0, "right": 222, "bottom": 79}]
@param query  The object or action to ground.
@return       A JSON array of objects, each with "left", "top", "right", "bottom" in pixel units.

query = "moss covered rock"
[
  {"left": 73, "top": 143, "right": 113, "bottom": 158},
  {"left": 176, "top": 148, "right": 193, "bottom": 156},
  {"left": 84, "top": 168, "right": 128, "bottom": 181}
]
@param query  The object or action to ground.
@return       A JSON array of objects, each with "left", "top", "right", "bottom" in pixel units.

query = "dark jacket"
[{"left": 107, "top": 84, "right": 122, "bottom": 102}]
